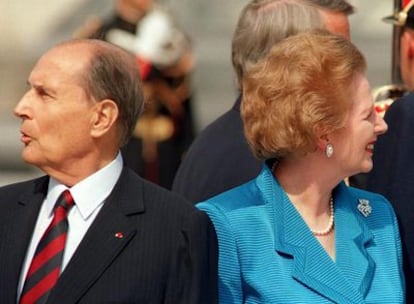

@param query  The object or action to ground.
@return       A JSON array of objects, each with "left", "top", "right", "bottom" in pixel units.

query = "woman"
[{"left": 197, "top": 30, "right": 405, "bottom": 303}]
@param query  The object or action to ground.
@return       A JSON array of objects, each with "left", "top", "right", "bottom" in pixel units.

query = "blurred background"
[{"left": 0, "top": 0, "right": 395, "bottom": 185}]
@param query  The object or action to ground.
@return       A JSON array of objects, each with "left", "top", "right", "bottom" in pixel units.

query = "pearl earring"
[{"left": 325, "top": 143, "right": 334, "bottom": 158}]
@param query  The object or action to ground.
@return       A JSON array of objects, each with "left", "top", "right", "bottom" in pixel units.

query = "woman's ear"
[
  {"left": 90, "top": 99, "right": 119, "bottom": 138},
  {"left": 314, "top": 124, "right": 330, "bottom": 151}
]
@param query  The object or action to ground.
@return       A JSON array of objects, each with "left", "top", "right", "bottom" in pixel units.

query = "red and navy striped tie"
[{"left": 20, "top": 190, "right": 74, "bottom": 304}]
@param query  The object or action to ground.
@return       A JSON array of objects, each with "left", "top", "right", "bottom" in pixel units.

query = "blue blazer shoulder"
[{"left": 197, "top": 165, "right": 405, "bottom": 304}]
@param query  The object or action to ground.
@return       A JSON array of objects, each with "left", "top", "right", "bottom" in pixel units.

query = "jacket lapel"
[
  {"left": 46, "top": 168, "right": 145, "bottom": 303},
  {"left": 258, "top": 167, "right": 374, "bottom": 303},
  {"left": 0, "top": 176, "right": 48, "bottom": 303},
  {"left": 334, "top": 183, "right": 375, "bottom": 297}
]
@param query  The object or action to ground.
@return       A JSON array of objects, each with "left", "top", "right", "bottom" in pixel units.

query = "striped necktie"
[{"left": 20, "top": 190, "right": 74, "bottom": 304}]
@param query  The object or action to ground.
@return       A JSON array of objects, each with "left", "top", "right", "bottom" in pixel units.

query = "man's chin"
[{"left": 21, "top": 150, "right": 40, "bottom": 167}]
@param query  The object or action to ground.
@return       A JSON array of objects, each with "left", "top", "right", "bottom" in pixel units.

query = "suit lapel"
[
  {"left": 0, "top": 177, "right": 48, "bottom": 303},
  {"left": 258, "top": 168, "right": 373, "bottom": 303},
  {"left": 47, "top": 169, "right": 145, "bottom": 303},
  {"left": 334, "top": 183, "right": 375, "bottom": 297}
]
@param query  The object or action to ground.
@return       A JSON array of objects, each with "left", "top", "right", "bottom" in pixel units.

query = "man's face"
[
  {"left": 400, "top": 29, "right": 414, "bottom": 90},
  {"left": 14, "top": 44, "right": 97, "bottom": 175},
  {"left": 320, "top": 10, "right": 351, "bottom": 40},
  {"left": 124, "top": 0, "right": 153, "bottom": 12}
]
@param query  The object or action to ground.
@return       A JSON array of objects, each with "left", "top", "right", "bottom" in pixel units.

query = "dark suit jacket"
[
  {"left": 0, "top": 167, "right": 218, "bottom": 304},
  {"left": 366, "top": 92, "right": 414, "bottom": 302},
  {"left": 172, "top": 96, "right": 262, "bottom": 203}
]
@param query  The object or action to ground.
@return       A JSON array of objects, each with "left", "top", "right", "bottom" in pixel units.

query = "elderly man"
[{"left": 0, "top": 39, "right": 217, "bottom": 304}]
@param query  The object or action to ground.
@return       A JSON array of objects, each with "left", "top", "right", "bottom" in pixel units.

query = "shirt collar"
[{"left": 46, "top": 152, "right": 123, "bottom": 219}]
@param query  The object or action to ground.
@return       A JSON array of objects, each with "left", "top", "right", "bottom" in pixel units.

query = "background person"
[
  {"left": 198, "top": 30, "right": 404, "bottom": 303},
  {"left": 367, "top": 0, "right": 414, "bottom": 300},
  {"left": 0, "top": 39, "right": 217, "bottom": 304},
  {"left": 76, "top": 0, "right": 196, "bottom": 189},
  {"left": 172, "top": 0, "right": 354, "bottom": 203}
]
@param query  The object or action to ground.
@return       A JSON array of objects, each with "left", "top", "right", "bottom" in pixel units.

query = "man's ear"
[
  {"left": 402, "top": 30, "right": 414, "bottom": 58},
  {"left": 409, "top": 35, "right": 414, "bottom": 58},
  {"left": 90, "top": 99, "right": 119, "bottom": 138}
]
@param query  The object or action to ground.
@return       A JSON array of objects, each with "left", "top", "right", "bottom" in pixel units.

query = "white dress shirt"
[{"left": 18, "top": 153, "right": 123, "bottom": 297}]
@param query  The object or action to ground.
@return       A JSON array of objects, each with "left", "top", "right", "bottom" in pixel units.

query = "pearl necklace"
[
  {"left": 311, "top": 196, "right": 334, "bottom": 236},
  {"left": 270, "top": 161, "right": 335, "bottom": 236}
]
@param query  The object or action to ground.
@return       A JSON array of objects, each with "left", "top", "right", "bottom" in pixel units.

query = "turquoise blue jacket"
[{"left": 197, "top": 165, "right": 405, "bottom": 303}]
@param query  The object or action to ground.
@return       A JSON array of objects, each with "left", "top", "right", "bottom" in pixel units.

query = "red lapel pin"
[{"left": 115, "top": 232, "right": 124, "bottom": 239}]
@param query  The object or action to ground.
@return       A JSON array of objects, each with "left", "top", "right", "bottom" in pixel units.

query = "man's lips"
[{"left": 20, "top": 131, "right": 32, "bottom": 144}]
